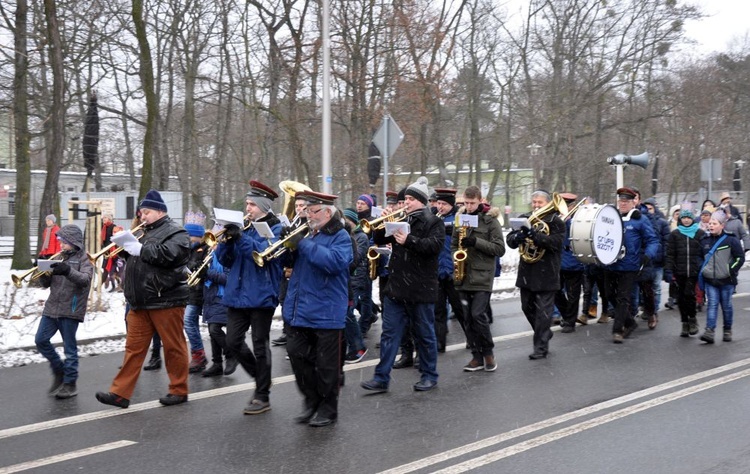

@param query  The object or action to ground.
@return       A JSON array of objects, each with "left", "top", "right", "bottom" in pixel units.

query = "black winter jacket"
[
  {"left": 373, "top": 207, "right": 444, "bottom": 303},
  {"left": 665, "top": 228, "right": 706, "bottom": 278},
  {"left": 123, "top": 215, "right": 191, "bottom": 310},
  {"left": 506, "top": 212, "right": 565, "bottom": 292}
]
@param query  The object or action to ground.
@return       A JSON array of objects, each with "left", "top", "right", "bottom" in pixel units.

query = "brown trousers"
[{"left": 110, "top": 306, "right": 189, "bottom": 399}]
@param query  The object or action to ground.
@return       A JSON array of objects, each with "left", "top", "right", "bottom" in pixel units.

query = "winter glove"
[
  {"left": 283, "top": 229, "right": 306, "bottom": 250},
  {"left": 123, "top": 240, "right": 142, "bottom": 257},
  {"left": 506, "top": 231, "right": 524, "bottom": 247},
  {"left": 51, "top": 262, "right": 71, "bottom": 276},
  {"left": 663, "top": 270, "right": 673, "bottom": 283},
  {"left": 223, "top": 224, "right": 242, "bottom": 242},
  {"left": 461, "top": 235, "right": 477, "bottom": 247},
  {"left": 279, "top": 225, "right": 293, "bottom": 239}
]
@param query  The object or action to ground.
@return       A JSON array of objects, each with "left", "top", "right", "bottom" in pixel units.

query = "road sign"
[
  {"left": 701, "top": 158, "right": 722, "bottom": 181},
  {"left": 372, "top": 115, "right": 404, "bottom": 158}
]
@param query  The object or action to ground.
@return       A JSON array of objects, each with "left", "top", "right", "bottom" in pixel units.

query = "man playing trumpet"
[{"left": 216, "top": 180, "right": 284, "bottom": 415}]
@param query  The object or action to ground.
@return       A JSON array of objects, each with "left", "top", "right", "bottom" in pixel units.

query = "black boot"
[
  {"left": 49, "top": 370, "right": 64, "bottom": 396},
  {"left": 393, "top": 354, "right": 414, "bottom": 369},
  {"left": 143, "top": 351, "right": 162, "bottom": 371},
  {"left": 201, "top": 363, "right": 224, "bottom": 377}
]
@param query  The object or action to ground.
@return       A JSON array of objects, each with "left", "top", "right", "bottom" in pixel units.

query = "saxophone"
[
  {"left": 367, "top": 246, "right": 380, "bottom": 280},
  {"left": 453, "top": 218, "right": 468, "bottom": 283}
]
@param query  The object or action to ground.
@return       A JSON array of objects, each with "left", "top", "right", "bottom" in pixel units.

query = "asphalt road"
[{"left": 2, "top": 278, "right": 750, "bottom": 474}]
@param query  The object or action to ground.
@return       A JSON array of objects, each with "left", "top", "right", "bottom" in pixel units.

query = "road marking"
[
  {"left": 378, "top": 358, "right": 750, "bottom": 474},
  {"left": 0, "top": 331, "right": 533, "bottom": 441},
  {"left": 433, "top": 368, "right": 750, "bottom": 473},
  {"left": 0, "top": 440, "right": 137, "bottom": 473}
]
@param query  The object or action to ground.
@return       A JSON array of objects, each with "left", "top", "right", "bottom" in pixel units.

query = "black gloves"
[
  {"left": 663, "top": 270, "right": 673, "bottom": 283},
  {"left": 461, "top": 235, "right": 477, "bottom": 248},
  {"left": 507, "top": 231, "right": 524, "bottom": 247},
  {"left": 279, "top": 225, "right": 293, "bottom": 239},
  {"left": 51, "top": 262, "right": 71, "bottom": 276},
  {"left": 283, "top": 229, "right": 305, "bottom": 250},
  {"left": 224, "top": 224, "right": 242, "bottom": 242}
]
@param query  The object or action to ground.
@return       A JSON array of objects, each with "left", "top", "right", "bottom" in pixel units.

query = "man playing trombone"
[{"left": 215, "top": 180, "right": 284, "bottom": 415}]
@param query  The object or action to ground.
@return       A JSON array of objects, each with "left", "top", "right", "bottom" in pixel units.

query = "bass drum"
[{"left": 569, "top": 204, "right": 623, "bottom": 265}]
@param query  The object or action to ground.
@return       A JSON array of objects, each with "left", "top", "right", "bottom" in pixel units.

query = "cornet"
[
  {"left": 88, "top": 223, "right": 146, "bottom": 262},
  {"left": 11, "top": 251, "right": 64, "bottom": 288},
  {"left": 360, "top": 208, "right": 408, "bottom": 234},
  {"left": 252, "top": 223, "right": 310, "bottom": 267}
]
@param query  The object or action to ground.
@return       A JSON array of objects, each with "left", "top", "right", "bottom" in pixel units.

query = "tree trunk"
[{"left": 132, "top": 0, "right": 156, "bottom": 198}]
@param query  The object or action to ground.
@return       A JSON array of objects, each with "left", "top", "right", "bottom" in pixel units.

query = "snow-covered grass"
[{"left": 0, "top": 250, "right": 520, "bottom": 368}]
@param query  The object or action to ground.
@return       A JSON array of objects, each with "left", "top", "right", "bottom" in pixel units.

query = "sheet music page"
[
  {"left": 37, "top": 259, "right": 63, "bottom": 272},
  {"left": 110, "top": 230, "right": 139, "bottom": 246},
  {"left": 213, "top": 208, "right": 245, "bottom": 227},
  {"left": 252, "top": 221, "right": 275, "bottom": 239},
  {"left": 385, "top": 222, "right": 410, "bottom": 237}
]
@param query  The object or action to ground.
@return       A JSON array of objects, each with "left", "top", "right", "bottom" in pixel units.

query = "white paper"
[
  {"left": 385, "top": 221, "right": 410, "bottom": 237},
  {"left": 370, "top": 206, "right": 384, "bottom": 218},
  {"left": 252, "top": 221, "right": 275, "bottom": 239},
  {"left": 457, "top": 214, "right": 479, "bottom": 228},
  {"left": 110, "top": 230, "right": 139, "bottom": 246},
  {"left": 277, "top": 214, "right": 291, "bottom": 227},
  {"left": 213, "top": 208, "right": 245, "bottom": 227},
  {"left": 371, "top": 247, "right": 392, "bottom": 257},
  {"left": 509, "top": 218, "right": 529, "bottom": 231},
  {"left": 37, "top": 259, "right": 63, "bottom": 272}
]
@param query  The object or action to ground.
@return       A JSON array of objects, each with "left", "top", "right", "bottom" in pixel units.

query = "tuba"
[
  {"left": 453, "top": 216, "right": 468, "bottom": 283},
  {"left": 279, "top": 180, "right": 312, "bottom": 222},
  {"left": 518, "top": 192, "right": 568, "bottom": 264}
]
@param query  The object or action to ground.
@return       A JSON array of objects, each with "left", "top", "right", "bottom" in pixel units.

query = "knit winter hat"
[
  {"left": 405, "top": 177, "right": 430, "bottom": 205},
  {"left": 139, "top": 189, "right": 168, "bottom": 213},
  {"left": 357, "top": 194, "right": 374, "bottom": 209},
  {"left": 45, "top": 214, "right": 56, "bottom": 223},
  {"left": 343, "top": 208, "right": 359, "bottom": 224},
  {"left": 711, "top": 211, "right": 727, "bottom": 225},
  {"left": 184, "top": 223, "right": 205, "bottom": 238},
  {"left": 57, "top": 224, "right": 84, "bottom": 250},
  {"left": 679, "top": 209, "right": 694, "bottom": 221}
]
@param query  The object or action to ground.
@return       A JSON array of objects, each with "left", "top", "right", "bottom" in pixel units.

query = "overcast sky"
[{"left": 683, "top": 0, "right": 750, "bottom": 54}]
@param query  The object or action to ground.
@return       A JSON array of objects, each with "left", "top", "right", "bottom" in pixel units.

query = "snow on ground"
[{"left": 0, "top": 251, "right": 521, "bottom": 368}]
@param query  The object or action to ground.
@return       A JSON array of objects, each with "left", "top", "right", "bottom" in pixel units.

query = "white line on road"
[
  {"left": 432, "top": 368, "right": 750, "bottom": 473},
  {"left": 0, "top": 440, "right": 137, "bottom": 473},
  {"left": 378, "top": 358, "right": 750, "bottom": 474},
  {"left": 0, "top": 332, "right": 531, "bottom": 442}
]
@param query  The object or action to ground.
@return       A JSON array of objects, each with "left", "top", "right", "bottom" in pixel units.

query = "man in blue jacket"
[
  {"left": 283, "top": 191, "right": 352, "bottom": 427},
  {"left": 216, "top": 180, "right": 284, "bottom": 415},
  {"left": 605, "top": 187, "right": 660, "bottom": 343}
]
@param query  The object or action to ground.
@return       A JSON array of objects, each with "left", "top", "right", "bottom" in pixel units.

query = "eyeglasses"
[{"left": 306, "top": 207, "right": 324, "bottom": 216}]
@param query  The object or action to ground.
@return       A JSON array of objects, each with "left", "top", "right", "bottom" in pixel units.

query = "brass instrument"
[
  {"left": 88, "top": 223, "right": 146, "bottom": 262},
  {"left": 453, "top": 217, "right": 468, "bottom": 283},
  {"left": 252, "top": 223, "right": 310, "bottom": 267},
  {"left": 367, "top": 246, "right": 380, "bottom": 280},
  {"left": 11, "top": 251, "right": 64, "bottom": 288},
  {"left": 198, "top": 213, "right": 252, "bottom": 248},
  {"left": 186, "top": 247, "right": 216, "bottom": 287},
  {"left": 561, "top": 197, "right": 587, "bottom": 221},
  {"left": 279, "top": 180, "right": 312, "bottom": 222},
  {"left": 360, "top": 208, "right": 408, "bottom": 234},
  {"left": 518, "top": 192, "right": 569, "bottom": 264},
  {"left": 187, "top": 217, "right": 254, "bottom": 287}
]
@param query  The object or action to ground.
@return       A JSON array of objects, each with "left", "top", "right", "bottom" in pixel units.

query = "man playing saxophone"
[
  {"left": 452, "top": 186, "right": 505, "bottom": 371},
  {"left": 506, "top": 190, "right": 565, "bottom": 359}
]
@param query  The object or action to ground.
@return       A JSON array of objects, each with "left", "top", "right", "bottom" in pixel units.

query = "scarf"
[
  {"left": 678, "top": 221, "right": 699, "bottom": 239},
  {"left": 42, "top": 226, "right": 52, "bottom": 252}
]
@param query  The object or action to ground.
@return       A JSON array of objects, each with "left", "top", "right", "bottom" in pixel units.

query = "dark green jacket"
[{"left": 452, "top": 207, "right": 506, "bottom": 292}]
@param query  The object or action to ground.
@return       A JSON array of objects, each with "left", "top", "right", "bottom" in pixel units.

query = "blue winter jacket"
[
  {"left": 202, "top": 256, "right": 229, "bottom": 325},
  {"left": 282, "top": 218, "right": 353, "bottom": 330},
  {"left": 609, "top": 210, "right": 660, "bottom": 272},
  {"left": 215, "top": 214, "right": 284, "bottom": 309},
  {"left": 561, "top": 218, "right": 585, "bottom": 272},
  {"left": 640, "top": 205, "right": 670, "bottom": 267},
  {"left": 438, "top": 210, "right": 457, "bottom": 280}
]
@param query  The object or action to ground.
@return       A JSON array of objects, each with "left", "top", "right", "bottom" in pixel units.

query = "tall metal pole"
[
  {"left": 383, "top": 115, "right": 390, "bottom": 199},
  {"left": 321, "top": 0, "right": 332, "bottom": 193}
]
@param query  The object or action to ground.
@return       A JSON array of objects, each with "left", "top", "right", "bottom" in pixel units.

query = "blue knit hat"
[
  {"left": 357, "top": 194, "right": 374, "bottom": 208},
  {"left": 139, "top": 189, "right": 167, "bottom": 213},
  {"left": 184, "top": 223, "right": 205, "bottom": 237},
  {"left": 343, "top": 208, "right": 359, "bottom": 224}
]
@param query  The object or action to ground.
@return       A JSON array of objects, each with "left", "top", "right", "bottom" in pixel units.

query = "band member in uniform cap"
[
  {"left": 506, "top": 190, "right": 565, "bottom": 359},
  {"left": 283, "top": 190, "right": 352, "bottom": 427},
  {"left": 555, "top": 192, "right": 585, "bottom": 333},
  {"left": 604, "top": 186, "right": 659, "bottom": 343},
  {"left": 216, "top": 180, "right": 284, "bottom": 415},
  {"left": 96, "top": 189, "right": 192, "bottom": 408},
  {"left": 385, "top": 191, "right": 399, "bottom": 210},
  {"left": 361, "top": 177, "right": 444, "bottom": 393}
]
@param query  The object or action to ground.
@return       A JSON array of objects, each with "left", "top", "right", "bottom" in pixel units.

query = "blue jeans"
[
  {"left": 184, "top": 304, "right": 204, "bottom": 351},
  {"left": 35, "top": 316, "right": 80, "bottom": 383},
  {"left": 652, "top": 267, "right": 664, "bottom": 310},
  {"left": 373, "top": 297, "right": 438, "bottom": 385},
  {"left": 705, "top": 284, "right": 735, "bottom": 330},
  {"left": 345, "top": 302, "right": 365, "bottom": 355}
]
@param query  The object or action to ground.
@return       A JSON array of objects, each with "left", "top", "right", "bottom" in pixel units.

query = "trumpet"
[
  {"left": 252, "top": 223, "right": 310, "bottom": 267},
  {"left": 199, "top": 213, "right": 253, "bottom": 248},
  {"left": 11, "top": 251, "right": 64, "bottom": 288},
  {"left": 186, "top": 246, "right": 217, "bottom": 287},
  {"left": 88, "top": 223, "right": 146, "bottom": 262},
  {"left": 360, "top": 208, "right": 408, "bottom": 234}
]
